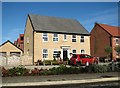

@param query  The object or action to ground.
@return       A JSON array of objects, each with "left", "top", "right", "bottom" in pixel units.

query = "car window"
[
  {"left": 72, "top": 54, "right": 77, "bottom": 58},
  {"left": 80, "top": 55, "right": 91, "bottom": 58},
  {"left": 79, "top": 55, "right": 85, "bottom": 58},
  {"left": 85, "top": 55, "right": 91, "bottom": 58}
]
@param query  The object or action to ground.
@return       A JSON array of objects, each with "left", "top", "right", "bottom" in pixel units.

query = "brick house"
[
  {"left": 14, "top": 34, "right": 24, "bottom": 50},
  {"left": 90, "top": 23, "right": 120, "bottom": 61},
  {"left": 24, "top": 14, "right": 90, "bottom": 65}
]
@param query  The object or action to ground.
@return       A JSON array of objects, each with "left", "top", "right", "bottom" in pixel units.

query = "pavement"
[{"left": 1, "top": 72, "right": 120, "bottom": 87}]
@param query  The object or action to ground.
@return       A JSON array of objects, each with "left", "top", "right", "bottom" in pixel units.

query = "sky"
[{"left": 2, "top": 2, "right": 119, "bottom": 44}]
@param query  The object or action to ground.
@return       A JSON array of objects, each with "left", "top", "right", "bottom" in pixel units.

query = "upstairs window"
[
  {"left": 21, "top": 37, "right": 24, "bottom": 40},
  {"left": 42, "top": 33, "right": 48, "bottom": 42},
  {"left": 72, "top": 35, "right": 76, "bottom": 42},
  {"left": 53, "top": 33, "right": 58, "bottom": 42},
  {"left": 64, "top": 34, "right": 67, "bottom": 41},
  {"left": 80, "top": 36, "right": 84, "bottom": 43},
  {"left": 42, "top": 49, "right": 48, "bottom": 58}
]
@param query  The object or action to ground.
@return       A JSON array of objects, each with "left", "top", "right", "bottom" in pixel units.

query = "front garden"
[{"left": 1, "top": 62, "right": 120, "bottom": 77}]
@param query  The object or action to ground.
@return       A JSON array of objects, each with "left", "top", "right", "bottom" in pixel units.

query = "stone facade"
[{"left": 24, "top": 15, "right": 90, "bottom": 65}]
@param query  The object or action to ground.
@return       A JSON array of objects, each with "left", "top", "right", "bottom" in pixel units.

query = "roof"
[
  {"left": 0, "top": 40, "right": 23, "bottom": 52},
  {"left": 28, "top": 14, "right": 89, "bottom": 35},
  {"left": 97, "top": 23, "right": 120, "bottom": 37},
  {"left": 20, "top": 34, "right": 24, "bottom": 37}
]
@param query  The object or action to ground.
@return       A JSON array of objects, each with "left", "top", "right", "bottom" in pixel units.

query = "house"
[
  {"left": 24, "top": 14, "right": 90, "bottom": 65},
  {"left": 0, "top": 40, "right": 23, "bottom": 66},
  {"left": 14, "top": 34, "right": 24, "bottom": 50},
  {"left": 90, "top": 23, "right": 120, "bottom": 61}
]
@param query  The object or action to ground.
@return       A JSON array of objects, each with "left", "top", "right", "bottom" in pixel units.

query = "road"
[{"left": 1, "top": 81, "right": 120, "bottom": 88}]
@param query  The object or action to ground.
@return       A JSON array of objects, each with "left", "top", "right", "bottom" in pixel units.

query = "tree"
[
  {"left": 114, "top": 45, "right": 120, "bottom": 56},
  {"left": 104, "top": 46, "right": 112, "bottom": 61}
]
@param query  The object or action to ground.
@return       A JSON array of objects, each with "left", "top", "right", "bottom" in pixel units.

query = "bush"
[
  {"left": 49, "top": 65, "right": 81, "bottom": 75},
  {"left": 8, "top": 66, "right": 29, "bottom": 76},
  {"left": 2, "top": 67, "right": 8, "bottom": 77},
  {"left": 52, "top": 61, "right": 60, "bottom": 65},
  {"left": 81, "top": 64, "right": 109, "bottom": 73},
  {"left": 108, "top": 62, "right": 120, "bottom": 72},
  {"left": 31, "top": 68, "right": 40, "bottom": 75},
  {"left": 44, "top": 60, "right": 52, "bottom": 65}
]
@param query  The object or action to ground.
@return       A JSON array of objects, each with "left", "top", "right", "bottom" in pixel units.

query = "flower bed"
[{"left": 2, "top": 62, "right": 120, "bottom": 77}]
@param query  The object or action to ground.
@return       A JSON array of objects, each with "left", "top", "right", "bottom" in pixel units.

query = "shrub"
[
  {"left": 8, "top": 67, "right": 16, "bottom": 76},
  {"left": 8, "top": 66, "right": 29, "bottom": 76},
  {"left": 31, "top": 68, "right": 40, "bottom": 75},
  {"left": 49, "top": 65, "right": 81, "bottom": 75},
  {"left": 39, "top": 69, "right": 52, "bottom": 75},
  {"left": 108, "top": 62, "right": 120, "bottom": 72},
  {"left": 52, "top": 61, "right": 59, "bottom": 65},
  {"left": 15, "top": 67, "right": 26, "bottom": 76},
  {"left": 2, "top": 67, "right": 8, "bottom": 77},
  {"left": 44, "top": 60, "right": 52, "bottom": 65}
]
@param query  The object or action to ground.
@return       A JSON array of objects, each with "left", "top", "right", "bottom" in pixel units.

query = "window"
[
  {"left": 53, "top": 33, "right": 58, "bottom": 41},
  {"left": 116, "top": 38, "right": 119, "bottom": 44},
  {"left": 21, "top": 37, "right": 24, "bottom": 40},
  {"left": 72, "top": 35, "right": 76, "bottom": 42},
  {"left": 42, "top": 49, "right": 48, "bottom": 58},
  {"left": 81, "top": 49, "right": 85, "bottom": 54},
  {"left": 53, "top": 49, "right": 60, "bottom": 58},
  {"left": 72, "top": 49, "right": 76, "bottom": 54},
  {"left": 72, "top": 54, "right": 77, "bottom": 58},
  {"left": 80, "top": 55, "right": 91, "bottom": 58},
  {"left": 64, "top": 34, "right": 67, "bottom": 41},
  {"left": 42, "top": 33, "right": 48, "bottom": 42},
  {"left": 80, "top": 36, "right": 84, "bottom": 43}
]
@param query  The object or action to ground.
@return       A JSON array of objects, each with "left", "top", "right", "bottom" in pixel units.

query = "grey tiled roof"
[{"left": 29, "top": 14, "right": 89, "bottom": 35}]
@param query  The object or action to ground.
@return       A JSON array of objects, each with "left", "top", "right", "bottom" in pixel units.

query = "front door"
[{"left": 63, "top": 50, "right": 67, "bottom": 61}]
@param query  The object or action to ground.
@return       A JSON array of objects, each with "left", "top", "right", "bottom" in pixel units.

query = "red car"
[{"left": 70, "top": 54, "right": 98, "bottom": 66}]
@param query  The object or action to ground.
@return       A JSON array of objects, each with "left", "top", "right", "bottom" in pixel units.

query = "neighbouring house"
[
  {"left": 24, "top": 14, "right": 90, "bottom": 65},
  {"left": 90, "top": 23, "right": 120, "bottom": 61},
  {"left": 0, "top": 40, "right": 23, "bottom": 66},
  {"left": 14, "top": 34, "right": 24, "bottom": 50}
]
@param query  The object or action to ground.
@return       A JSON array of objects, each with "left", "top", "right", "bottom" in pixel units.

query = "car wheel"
[{"left": 76, "top": 62, "right": 81, "bottom": 67}]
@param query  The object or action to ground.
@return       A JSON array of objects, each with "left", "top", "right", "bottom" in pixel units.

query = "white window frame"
[
  {"left": 72, "top": 35, "right": 77, "bottom": 42},
  {"left": 53, "top": 33, "right": 58, "bottom": 42},
  {"left": 80, "top": 35, "right": 84, "bottom": 43},
  {"left": 72, "top": 49, "right": 76, "bottom": 54},
  {"left": 81, "top": 49, "right": 85, "bottom": 54},
  {"left": 63, "top": 34, "right": 67, "bottom": 41},
  {"left": 42, "top": 49, "right": 48, "bottom": 59},
  {"left": 53, "top": 49, "right": 59, "bottom": 58},
  {"left": 42, "top": 33, "right": 48, "bottom": 42}
]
